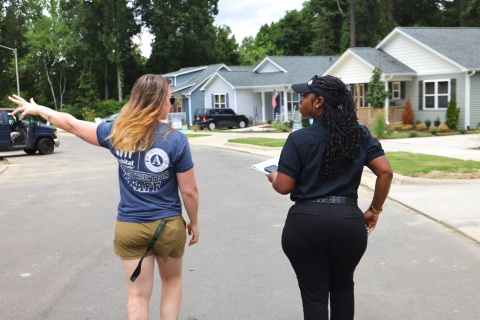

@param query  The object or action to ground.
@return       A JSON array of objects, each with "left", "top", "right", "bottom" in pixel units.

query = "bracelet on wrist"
[{"left": 369, "top": 205, "right": 383, "bottom": 214}]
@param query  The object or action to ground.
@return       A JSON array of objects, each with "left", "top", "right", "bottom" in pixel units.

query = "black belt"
[{"left": 295, "top": 196, "right": 357, "bottom": 206}]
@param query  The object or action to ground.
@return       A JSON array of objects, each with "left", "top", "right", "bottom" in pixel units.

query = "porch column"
[
  {"left": 283, "top": 89, "right": 288, "bottom": 121},
  {"left": 384, "top": 80, "right": 390, "bottom": 125},
  {"left": 261, "top": 92, "right": 266, "bottom": 122}
]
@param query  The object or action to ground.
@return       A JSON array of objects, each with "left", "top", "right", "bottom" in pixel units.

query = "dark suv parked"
[
  {"left": 193, "top": 108, "right": 249, "bottom": 130},
  {"left": 0, "top": 108, "right": 60, "bottom": 155}
]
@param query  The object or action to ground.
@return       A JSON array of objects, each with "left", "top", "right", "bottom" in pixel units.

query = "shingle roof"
[
  {"left": 398, "top": 27, "right": 480, "bottom": 70},
  {"left": 349, "top": 47, "right": 416, "bottom": 75},
  {"left": 172, "top": 64, "right": 228, "bottom": 95},
  {"left": 217, "top": 56, "right": 339, "bottom": 88}
]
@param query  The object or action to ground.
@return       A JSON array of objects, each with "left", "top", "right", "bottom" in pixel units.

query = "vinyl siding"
[
  {"left": 175, "top": 72, "right": 200, "bottom": 85},
  {"left": 409, "top": 73, "right": 465, "bottom": 127},
  {"left": 328, "top": 54, "right": 373, "bottom": 84},
  {"left": 470, "top": 74, "right": 480, "bottom": 129},
  {"left": 255, "top": 62, "right": 283, "bottom": 73},
  {"left": 382, "top": 33, "right": 462, "bottom": 75}
]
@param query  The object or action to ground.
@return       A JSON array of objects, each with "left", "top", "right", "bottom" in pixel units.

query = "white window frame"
[
  {"left": 352, "top": 84, "right": 365, "bottom": 107},
  {"left": 213, "top": 93, "right": 226, "bottom": 109},
  {"left": 424, "top": 79, "right": 450, "bottom": 109},
  {"left": 392, "top": 82, "right": 401, "bottom": 99},
  {"left": 287, "top": 92, "right": 301, "bottom": 112}
]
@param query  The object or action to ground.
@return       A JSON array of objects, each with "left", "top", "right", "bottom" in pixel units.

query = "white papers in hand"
[{"left": 251, "top": 156, "right": 280, "bottom": 174}]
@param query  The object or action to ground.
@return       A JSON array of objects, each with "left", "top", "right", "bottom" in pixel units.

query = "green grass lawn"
[
  {"left": 386, "top": 151, "right": 480, "bottom": 176},
  {"left": 226, "top": 137, "right": 480, "bottom": 176},
  {"left": 228, "top": 137, "right": 286, "bottom": 147},
  {"left": 184, "top": 133, "right": 211, "bottom": 138}
]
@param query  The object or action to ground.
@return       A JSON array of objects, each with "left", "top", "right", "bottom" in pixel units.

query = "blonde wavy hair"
[{"left": 107, "top": 74, "right": 172, "bottom": 151}]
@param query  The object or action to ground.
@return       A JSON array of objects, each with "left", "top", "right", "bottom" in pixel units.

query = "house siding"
[
  {"left": 175, "top": 72, "right": 200, "bottom": 86},
  {"left": 471, "top": 74, "right": 480, "bottom": 129},
  {"left": 328, "top": 54, "right": 374, "bottom": 84},
  {"left": 203, "top": 77, "right": 234, "bottom": 108},
  {"left": 188, "top": 90, "right": 206, "bottom": 124},
  {"left": 256, "top": 63, "right": 282, "bottom": 73},
  {"left": 382, "top": 34, "right": 461, "bottom": 75},
  {"left": 235, "top": 89, "right": 263, "bottom": 119},
  {"left": 409, "top": 73, "right": 466, "bottom": 127}
]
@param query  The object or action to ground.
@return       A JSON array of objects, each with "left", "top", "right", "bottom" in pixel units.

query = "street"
[{"left": 1, "top": 134, "right": 479, "bottom": 319}]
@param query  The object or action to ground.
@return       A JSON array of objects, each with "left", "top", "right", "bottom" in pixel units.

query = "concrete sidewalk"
[{"left": 187, "top": 128, "right": 480, "bottom": 243}]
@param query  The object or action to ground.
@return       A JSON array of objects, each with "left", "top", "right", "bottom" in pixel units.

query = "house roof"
[
  {"left": 163, "top": 66, "right": 207, "bottom": 77},
  {"left": 347, "top": 47, "right": 416, "bottom": 75},
  {"left": 378, "top": 27, "right": 480, "bottom": 70},
  {"left": 171, "top": 64, "right": 231, "bottom": 95},
  {"left": 214, "top": 56, "right": 339, "bottom": 89}
]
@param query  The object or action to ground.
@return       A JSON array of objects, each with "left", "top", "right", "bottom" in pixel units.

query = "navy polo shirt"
[{"left": 278, "top": 116, "right": 384, "bottom": 201}]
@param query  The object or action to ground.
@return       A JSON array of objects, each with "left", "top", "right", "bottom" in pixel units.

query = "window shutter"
[
  {"left": 211, "top": 94, "right": 214, "bottom": 108},
  {"left": 388, "top": 82, "right": 392, "bottom": 93},
  {"left": 226, "top": 93, "right": 229, "bottom": 108},
  {"left": 418, "top": 81, "right": 423, "bottom": 110},
  {"left": 401, "top": 82, "right": 406, "bottom": 99},
  {"left": 451, "top": 79, "right": 456, "bottom": 99}
]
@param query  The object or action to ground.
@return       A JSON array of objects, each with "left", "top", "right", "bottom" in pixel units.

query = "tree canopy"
[{"left": 0, "top": 0, "right": 478, "bottom": 118}]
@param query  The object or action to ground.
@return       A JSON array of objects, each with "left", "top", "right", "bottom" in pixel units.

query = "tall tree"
[
  {"left": 214, "top": 25, "right": 240, "bottom": 65},
  {"left": 135, "top": 0, "right": 219, "bottom": 74}
]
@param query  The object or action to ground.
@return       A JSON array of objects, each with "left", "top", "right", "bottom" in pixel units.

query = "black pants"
[{"left": 282, "top": 203, "right": 368, "bottom": 320}]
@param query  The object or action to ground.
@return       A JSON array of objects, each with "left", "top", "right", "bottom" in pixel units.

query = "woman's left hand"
[
  {"left": 8, "top": 95, "right": 40, "bottom": 119},
  {"left": 364, "top": 209, "right": 380, "bottom": 233},
  {"left": 267, "top": 170, "right": 277, "bottom": 183}
]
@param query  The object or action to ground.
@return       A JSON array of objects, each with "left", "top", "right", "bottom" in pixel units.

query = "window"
[
  {"left": 392, "top": 82, "right": 401, "bottom": 99},
  {"left": 214, "top": 94, "right": 226, "bottom": 109},
  {"left": 424, "top": 80, "right": 449, "bottom": 109},
  {"left": 350, "top": 84, "right": 365, "bottom": 107},
  {"left": 287, "top": 92, "right": 300, "bottom": 112}
]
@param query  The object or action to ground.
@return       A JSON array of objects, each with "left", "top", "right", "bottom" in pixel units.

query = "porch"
[{"left": 357, "top": 106, "right": 403, "bottom": 125}]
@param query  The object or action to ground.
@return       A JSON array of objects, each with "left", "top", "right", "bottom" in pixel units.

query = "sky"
[{"left": 136, "top": 0, "right": 306, "bottom": 57}]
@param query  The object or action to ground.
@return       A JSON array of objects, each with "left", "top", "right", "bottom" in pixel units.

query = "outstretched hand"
[{"left": 8, "top": 95, "right": 40, "bottom": 119}]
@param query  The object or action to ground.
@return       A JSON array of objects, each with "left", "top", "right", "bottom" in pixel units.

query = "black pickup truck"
[{"left": 0, "top": 108, "right": 60, "bottom": 155}]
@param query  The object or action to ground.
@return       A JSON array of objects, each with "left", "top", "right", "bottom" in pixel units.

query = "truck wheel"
[
  {"left": 24, "top": 148, "right": 37, "bottom": 155},
  {"left": 37, "top": 138, "right": 55, "bottom": 155}
]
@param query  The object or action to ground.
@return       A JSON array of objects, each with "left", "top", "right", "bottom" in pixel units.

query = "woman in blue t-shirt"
[
  {"left": 267, "top": 75, "right": 393, "bottom": 320},
  {"left": 9, "top": 74, "right": 199, "bottom": 320}
]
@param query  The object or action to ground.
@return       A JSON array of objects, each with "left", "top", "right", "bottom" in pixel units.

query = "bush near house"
[
  {"left": 365, "top": 67, "right": 389, "bottom": 108},
  {"left": 445, "top": 95, "right": 460, "bottom": 130},
  {"left": 425, "top": 119, "right": 432, "bottom": 129},
  {"left": 434, "top": 117, "right": 441, "bottom": 127},
  {"left": 401, "top": 98, "right": 415, "bottom": 125},
  {"left": 438, "top": 124, "right": 449, "bottom": 132}
]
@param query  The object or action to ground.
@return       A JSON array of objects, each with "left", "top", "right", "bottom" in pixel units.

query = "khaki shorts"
[{"left": 114, "top": 215, "right": 186, "bottom": 261}]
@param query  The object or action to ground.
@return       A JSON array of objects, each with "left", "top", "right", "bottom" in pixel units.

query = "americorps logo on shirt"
[
  {"left": 145, "top": 148, "right": 169, "bottom": 173},
  {"left": 116, "top": 148, "right": 170, "bottom": 193}
]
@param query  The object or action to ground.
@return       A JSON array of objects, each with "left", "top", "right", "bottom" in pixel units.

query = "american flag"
[{"left": 272, "top": 89, "right": 279, "bottom": 108}]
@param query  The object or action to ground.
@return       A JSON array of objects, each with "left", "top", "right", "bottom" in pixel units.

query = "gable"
[
  {"left": 326, "top": 53, "right": 374, "bottom": 84},
  {"left": 380, "top": 31, "right": 464, "bottom": 75}
]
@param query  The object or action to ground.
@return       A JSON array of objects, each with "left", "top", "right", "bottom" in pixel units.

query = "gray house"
[
  {"left": 167, "top": 57, "right": 338, "bottom": 125},
  {"left": 326, "top": 27, "right": 480, "bottom": 129}
]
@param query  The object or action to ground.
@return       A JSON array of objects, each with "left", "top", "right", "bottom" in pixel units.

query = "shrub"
[
  {"left": 365, "top": 67, "right": 389, "bottom": 108},
  {"left": 425, "top": 119, "right": 432, "bottom": 129},
  {"left": 438, "top": 124, "right": 449, "bottom": 132},
  {"left": 81, "top": 107, "right": 97, "bottom": 122},
  {"left": 434, "top": 117, "right": 441, "bottom": 127},
  {"left": 458, "top": 128, "right": 467, "bottom": 134},
  {"left": 445, "top": 95, "right": 460, "bottom": 130},
  {"left": 416, "top": 123, "right": 426, "bottom": 130},
  {"left": 267, "top": 119, "right": 273, "bottom": 125},
  {"left": 249, "top": 116, "right": 255, "bottom": 126},
  {"left": 430, "top": 127, "right": 439, "bottom": 135},
  {"left": 371, "top": 111, "right": 387, "bottom": 138},
  {"left": 409, "top": 131, "right": 418, "bottom": 137},
  {"left": 393, "top": 124, "right": 404, "bottom": 131},
  {"left": 401, "top": 98, "right": 415, "bottom": 125}
]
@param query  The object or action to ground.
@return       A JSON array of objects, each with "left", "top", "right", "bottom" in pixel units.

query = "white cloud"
[
  {"left": 215, "top": 0, "right": 306, "bottom": 44},
  {"left": 136, "top": 0, "right": 306, "bottom": 57}
]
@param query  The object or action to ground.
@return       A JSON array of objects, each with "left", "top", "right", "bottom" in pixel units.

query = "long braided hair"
[{"left": 316, "top": 75, "right": 362, "bottom": 178}]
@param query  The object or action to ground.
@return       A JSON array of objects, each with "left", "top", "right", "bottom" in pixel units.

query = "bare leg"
[
  {"left": 156, "top": 256, "right": 183, "bottom": 320},
  {"left": 122, "top": 256, "right": 155, "bottom": 320}
]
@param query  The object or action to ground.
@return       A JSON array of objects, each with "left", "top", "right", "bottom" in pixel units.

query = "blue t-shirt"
[
  {"left": 97, "top": 122, "right": 194, "bottom": 222},
  {"left": 278, "top": 116, "right": 384, "bottom": 201}
]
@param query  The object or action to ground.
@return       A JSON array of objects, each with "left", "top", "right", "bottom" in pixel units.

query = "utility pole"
[{"left": 0, "top": 44, "right": 20, "bottom": 96}]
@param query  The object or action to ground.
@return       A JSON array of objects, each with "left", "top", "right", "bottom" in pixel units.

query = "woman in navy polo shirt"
[{"left": 267, "top": 75, "right": 393, "bottom": 320}]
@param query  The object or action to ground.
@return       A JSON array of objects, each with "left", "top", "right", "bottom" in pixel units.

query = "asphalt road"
[{"left": 1, "top": 135, "right": 479, "bottom": 319}]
